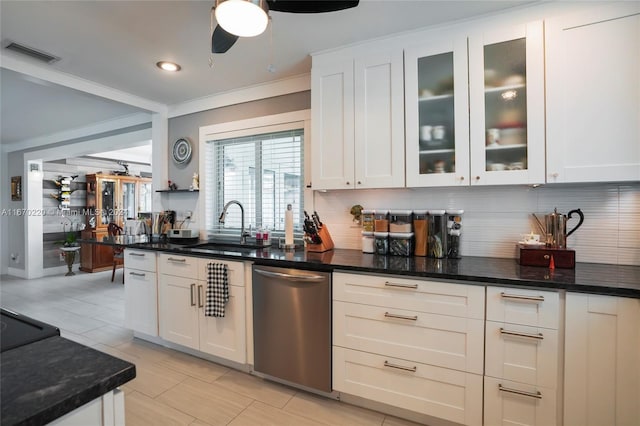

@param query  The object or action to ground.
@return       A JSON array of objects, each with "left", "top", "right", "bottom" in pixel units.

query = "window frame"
[{"left": 198, "top": 110, "right": 312, "bottom": 240}]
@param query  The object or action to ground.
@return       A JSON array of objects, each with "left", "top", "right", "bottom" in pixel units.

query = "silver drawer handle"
[
  {"left": 128, "top": 271, "right": 146, "bottom": 277},
  {"left": 384, "top": 281, "right": 418, "bottom": 289},
  {"left": 384, "top": 312, "right": 418, "bottom": 321},
  {"left": 500, "top": 328, "right": 544, "bottom": 340},
  {"left": 500, "top": 292, "right": 545, "bottom": 302},
  {"left": 167, "top": 257, "right": 187, "bottom": 263},
  {"left": 128, "top": 253, "right": 145, "bottom": 257},
  {"left": 383, "top": 360, "right": 417, "bottom": 373},
  {"left": 190, "top": 283, "right": 196, "bottom": 306},
  {"left": 498, "top": 384, "right": 542, "bottom": 399}
]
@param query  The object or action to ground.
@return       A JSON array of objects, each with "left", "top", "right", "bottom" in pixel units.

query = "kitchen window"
[{"left": 204, "top": 127, "right": 304, "bottom": 239}]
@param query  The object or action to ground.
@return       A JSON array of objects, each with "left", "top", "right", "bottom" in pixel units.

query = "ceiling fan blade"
[
  {"left": 266, "top": 0, "right": 359, "bottom": 13},
  {"left": 212, "top": 24, "right": 239, "bottom": 54}
]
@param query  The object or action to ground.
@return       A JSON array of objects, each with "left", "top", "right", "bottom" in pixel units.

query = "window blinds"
[{"left": 205, "top": 129, "right": 304, "bottom": 241}]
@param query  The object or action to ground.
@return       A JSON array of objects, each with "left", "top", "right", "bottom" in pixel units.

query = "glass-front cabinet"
[
  {"left": 468, "top": 21, "right": 545, "bottom": 185},
  {"left": 405, "top": 37, "right": 469, "bottom": 187},
  {"left": 85, "top": 174, "right": 152, "bottom": 229},
  {"left": 405, "top": 21, "right": 544, "bottom": 187}
]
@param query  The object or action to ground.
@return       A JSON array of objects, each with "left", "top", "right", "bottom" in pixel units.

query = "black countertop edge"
[
  {"left": 122, "top": 243, "right": 640, "bottom": 299},
  {"left": 1, "top": 336, "right": 136, "bottom": 426}
]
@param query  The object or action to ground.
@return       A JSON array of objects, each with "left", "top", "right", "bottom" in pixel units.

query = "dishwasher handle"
[{"left": 254, "top": 268, "right": 326, "bottom": 282}]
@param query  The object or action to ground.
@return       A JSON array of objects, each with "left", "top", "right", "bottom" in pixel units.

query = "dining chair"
[{"left": 107, "top": 223, "right": 124, "bottom": 283}]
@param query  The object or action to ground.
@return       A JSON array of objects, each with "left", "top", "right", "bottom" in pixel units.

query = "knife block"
[{"left": 306, "top": 225, "right": 334, "bottom": 253}]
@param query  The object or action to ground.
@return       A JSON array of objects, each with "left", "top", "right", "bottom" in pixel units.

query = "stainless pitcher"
[{"left": 545, "top": 208, "right": 584, "bottom": 248}]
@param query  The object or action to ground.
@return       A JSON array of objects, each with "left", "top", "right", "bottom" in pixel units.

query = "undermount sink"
[{"left": 184, "top": 240, "right": 270, "bottom": 253}]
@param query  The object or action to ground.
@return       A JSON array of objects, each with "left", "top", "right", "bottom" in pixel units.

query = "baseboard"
[{"left": 7, "top": 267, "right": 27, "bottom": 278}]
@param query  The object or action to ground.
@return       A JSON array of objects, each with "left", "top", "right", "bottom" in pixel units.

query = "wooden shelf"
[{"left": 156, "top": 189, "right": 199, "bottom": 193}]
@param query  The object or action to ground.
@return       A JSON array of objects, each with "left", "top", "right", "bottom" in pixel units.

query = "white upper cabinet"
[
  {"left": 405, "top": 21, "right": 545, "bottom": 187},
  {"left": 545, "top": 4, "right": 640, "bottom": 183},
  {"left": 311, "top": 47, "right": 405, "bottom": 190},
  {"left": 404, "top": 36, "right": 470, "bottom": 187},
  {"left": 468, "top": 21, "right": 545, "bottom": 186}
]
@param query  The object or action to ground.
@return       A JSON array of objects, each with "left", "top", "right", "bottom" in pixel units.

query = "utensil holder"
[{"left": 306, "top": 225, "right": 334, "bottom": 253}]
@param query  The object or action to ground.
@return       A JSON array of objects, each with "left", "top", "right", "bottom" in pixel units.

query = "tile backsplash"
[{"left": 313, "top": 183, "right": 640, "bottom": 266}]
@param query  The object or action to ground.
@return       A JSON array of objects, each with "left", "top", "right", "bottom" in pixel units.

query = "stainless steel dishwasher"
[{"left": 252, "top": 265, "right": 331, "bottom": 393}]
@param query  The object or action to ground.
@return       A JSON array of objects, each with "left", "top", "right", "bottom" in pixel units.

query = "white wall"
[{"left": 314, "top": 183, "right": 640, "bottom": 266}]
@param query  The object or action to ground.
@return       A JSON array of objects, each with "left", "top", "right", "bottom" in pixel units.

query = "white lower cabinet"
[
  {"left": 484, "top": 286, "right": 561, "bottom": 426},
  {"left": 124, "top": 249, "right": 158, "bottom": 336},
  {"left": 332, "top": 272, "right": 484, "bottom": 425},
  {"left": 484, "top": 376, "right": 557, "bottom": 426},
  {"left": 334, "top": 346, "right": 483, "bottom": 426},
  {"left": 158, "top": 254, "right": 246, "bottom": 364},
  {"left": 564, "top": 293, "right": 640, "bottom": 426}
]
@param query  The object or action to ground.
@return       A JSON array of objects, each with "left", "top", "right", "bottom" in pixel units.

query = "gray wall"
[{"left": 167, "top": 91, "right": 311, "bottom": 190}]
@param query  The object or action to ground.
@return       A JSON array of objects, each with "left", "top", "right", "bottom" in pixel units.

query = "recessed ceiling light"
[{"left": 156, "top": 61, "right": 181, "bottom": 72}]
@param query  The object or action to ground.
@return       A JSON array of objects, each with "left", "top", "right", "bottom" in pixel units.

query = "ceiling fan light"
[{"left": 215, "top": 0, "right": 269, "bottom": 38}]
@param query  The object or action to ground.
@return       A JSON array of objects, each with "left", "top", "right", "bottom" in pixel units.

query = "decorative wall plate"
[{"left": 172, "top": 138, "right": 192, "bottom": 164}]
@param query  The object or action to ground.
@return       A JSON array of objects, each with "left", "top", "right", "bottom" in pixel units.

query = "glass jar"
[
  {"left": 361, "top": 231, "right": 375, "bottom": 253},
  {"left": 427, "top": 210, "right": 446, "bottom": 258},
  {"left": 362, "top": 209, "right": 375, "bottom": 232},
  {"left": 374, "top": 232, "right": 389, "bottom": 255},
  {"left": 374, "top": 210, "right": 389, "bottom": 232},
  {"left": 389, "top": 210, "right": 413, "bottom": 233},
  {"left": 446, "top": 210, "right": 464, "bottom": 258},
  {"left": 413, "top": 210, "right": 428, "bottom": 256},
  {"left": 389, "top": 232, "right": 414, "bottom": 257}
]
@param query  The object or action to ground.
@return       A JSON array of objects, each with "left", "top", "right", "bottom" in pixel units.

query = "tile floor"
[{"left": 0, "top": 271, "right": 423, "bottom": 426}]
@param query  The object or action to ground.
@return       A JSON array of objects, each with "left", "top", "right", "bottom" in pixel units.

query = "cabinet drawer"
[
  {"left": 333, "top": 346, "right": 483, "bottom": 426},
  {"left": 159, "top": 253, "right": 199, "bottom": 279},
  {"left": 124, "top": 249, "right": 156, "bottom": 272},
  {"left": 486, "top": 286, "right": 559, "bottom": 329},
  {"left": 484, "top": 376, "right": 557, "bottom": 426},
  {"left": 333, "top": 272, "right": 485, "bottom": 319},
  {"left": 485, "top": 320, "right": 559, "bottom": 388},
  {"left": 197, "top": 258, "right": 245, "bottom": 287},
  {"left": 334, "top": 301, "right": 484, "bottom": 374}
]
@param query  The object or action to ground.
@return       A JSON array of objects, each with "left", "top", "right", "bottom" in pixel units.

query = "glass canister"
[
  {"left": 374, "top": 232, "right": 389, "bottom": 255},
  {"left": 389, "top": 210, "right": 413, "bottom": 233},
  {"left": 446, "top": 210, "right": 464, "bottom": 258},
  {"left": 427, "top": 210, "right": 446, "bottom": 258},
  {"left": 361, "top": 231, "right": 375, "bottom": 253},
  {"left": 413, "top": 210, "right": 428, "bottom": 256},
  {"left": 374, "top": 210, "right": 389, "bottom": 232},
  {"left": 362, "top": 209, "right": 375, "bottom": 232},
  {"left": 389, "top": 232, "right": 414, "bottom": 256}
]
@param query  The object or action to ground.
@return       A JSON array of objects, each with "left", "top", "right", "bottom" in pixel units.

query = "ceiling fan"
[{"left": 211, "top": 0, "right": 360, "bottom": 54}]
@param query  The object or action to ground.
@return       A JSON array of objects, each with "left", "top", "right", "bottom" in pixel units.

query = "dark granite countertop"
[
  {"left": 121, "top": 241, "right": 640, "bottom": 298},
  {"left": 1, "top": 336, "right": 136, "bottom": 426}
]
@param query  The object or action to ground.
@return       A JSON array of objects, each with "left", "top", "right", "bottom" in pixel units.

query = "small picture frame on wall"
[{"left": 11, "top": 176, "right": 22, "bottom": 201}]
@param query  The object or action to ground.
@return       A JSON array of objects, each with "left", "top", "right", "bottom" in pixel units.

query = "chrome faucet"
[{"left": 218, "top": 200, "right": 251, "bottom": 244}]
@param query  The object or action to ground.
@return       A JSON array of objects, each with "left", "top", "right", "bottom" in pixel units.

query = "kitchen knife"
[{"left": 313, "top": 211, "right": 323, "bottom": 227}]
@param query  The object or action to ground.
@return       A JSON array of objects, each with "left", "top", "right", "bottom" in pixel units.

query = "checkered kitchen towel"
[{"left": 205, "top": 263, "right": 229, "bottom": 317}]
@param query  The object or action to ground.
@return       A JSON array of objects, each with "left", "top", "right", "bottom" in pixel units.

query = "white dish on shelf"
[{"left": 518, "top": 240, "right": 546, "bottom": 246}]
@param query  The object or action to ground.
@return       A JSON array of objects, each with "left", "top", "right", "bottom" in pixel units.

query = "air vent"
[{"left": 4, "top": 41, "right": 60, "bottom": 64}]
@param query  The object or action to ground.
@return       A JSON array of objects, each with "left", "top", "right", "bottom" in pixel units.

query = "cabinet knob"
[
  {"left": 306, "top": 182, "right": 312, "bottom": 188},
  {"left": 357, "top": 181, "right": 362, "bottom": 185},
  {"left": 346, "top": 181, "right": 350, "bottom": 185},
  {"left": 459, "top": 176, "right": 465, "bottom": 181},
  {"left": 475, "top": 176, "right": 480, "bottom": 180}
]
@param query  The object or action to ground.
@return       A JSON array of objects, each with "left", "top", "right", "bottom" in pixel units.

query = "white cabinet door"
[
  {"left": 485, "top": 320, "right": 558, "bottom": 388},
  {"left": 486, "top": 286, "right": 560, "bottom": 329},
  {"left": 311, "top": 57, "right": 355, "bottom": 190},
  {"left": 468, "top": 21, "right": 545, "bottom": 186},
  {"left": 354, "top": 49, "right": 405, "bottom": 189},
  {"left": 404, "top": 35, "right": 470, "bottom": 187},
  {"left": 334, "top": 300, "right": 484, "bottom": 374},
  {"left": 199, "top": 284, "right": 246, "bottom": 364},
  {"left": 158, "top": 274, "right": 199, "bottom": 350},
  {"left": 124, "top": 269, "right": 158, "bottom": 336},
  {"left": 546, "top": 4, "right": 640, "bottom": 183},
  {"left": 484, "top": 376, "right": 557, "bottom": 426},
  {"left": 564, "top": 293, "right": 640, "bottom": 426},
  {"left": 124, "top": 249, "right": 156, "bottom": 272},
  {"left": 333, "top": 346, "right": 483, "bottom": 426}
]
